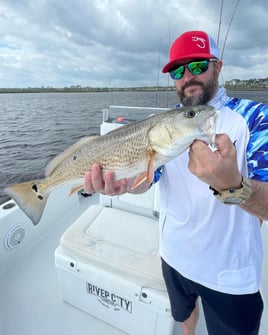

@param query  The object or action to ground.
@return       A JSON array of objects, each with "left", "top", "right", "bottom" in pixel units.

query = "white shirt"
[{"left": 159, "top": 88, "right": 263, "bottom": 294}]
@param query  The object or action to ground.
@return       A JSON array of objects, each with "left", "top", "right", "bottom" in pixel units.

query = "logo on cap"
[{"left": 192, "top": 36, "right": 206, "bottom": 49}]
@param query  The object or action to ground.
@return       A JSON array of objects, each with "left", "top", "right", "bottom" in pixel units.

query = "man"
[{"left": 84, "top": 31, "right": 268, "bottom": 335}]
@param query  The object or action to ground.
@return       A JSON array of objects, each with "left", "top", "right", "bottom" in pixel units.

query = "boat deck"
[
  {"left": 1, "top": 188, "right": 268, "bottom": 334},
  {"left": 0, "top": 192, "right": 130, "bottom": 335}
]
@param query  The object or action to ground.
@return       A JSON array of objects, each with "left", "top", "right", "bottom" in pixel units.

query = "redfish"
[{"left": 5, "top": 105, "right": 218, "bottom": 225}]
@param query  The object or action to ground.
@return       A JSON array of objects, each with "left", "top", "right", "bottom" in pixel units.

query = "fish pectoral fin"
[
  {"left": 146, "top": 152, "right": 155, "bottom": 185},
  {"left": 130, "top": 173, "right": 148, "bottom": 190},
  {"left": 69, "top": 184, "right": 84, "bottom": 196},
  {"left": 130, "top": 152, "right": 155, "bottom": 190}
]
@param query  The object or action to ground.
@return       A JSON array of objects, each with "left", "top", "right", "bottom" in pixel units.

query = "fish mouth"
[{"left": 199, "top": 110, "right": 220, "bottom": 145}]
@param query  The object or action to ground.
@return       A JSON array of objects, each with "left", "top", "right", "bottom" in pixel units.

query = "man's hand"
[
  {"left": 83, "top": 164, "right": 150, "bottom": 196},
  {"left": 83, "top": 164, "right": 129, "bottom": 196},
  {"left": 188, "top": 134, "right": 242, "bottom": 191}
]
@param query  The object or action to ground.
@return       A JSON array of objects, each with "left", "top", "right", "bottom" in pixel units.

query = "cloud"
[{"left": 0, "top": 0, "right": 268, "bottom": 87}]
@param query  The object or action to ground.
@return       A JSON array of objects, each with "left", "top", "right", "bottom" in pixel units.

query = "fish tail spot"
[
  {"left": 31, "top": 183, "right": 44, "bottom": 201},
  {"left": 32, "top": 184, "right": 38, "bottom": 192}
]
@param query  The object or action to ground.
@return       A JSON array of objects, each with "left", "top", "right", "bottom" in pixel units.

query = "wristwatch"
[{"left": 209, "top": 176, "right": 252, "bottom": 205}]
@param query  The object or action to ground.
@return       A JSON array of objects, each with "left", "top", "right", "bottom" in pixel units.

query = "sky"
[{"left": 0, "top": 0, "right": 268, "bottom": 88}]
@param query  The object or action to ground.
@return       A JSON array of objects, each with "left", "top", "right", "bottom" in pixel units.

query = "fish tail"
[{"left": 4, "top": 180, "right": 48, "bottom": 225}]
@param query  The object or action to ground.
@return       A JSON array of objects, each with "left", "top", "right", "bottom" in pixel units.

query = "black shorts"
[{"left": 161, "top": 258, "right": 263, "bottom": 335}]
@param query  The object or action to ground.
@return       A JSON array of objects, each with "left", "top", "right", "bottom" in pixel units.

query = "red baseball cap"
[{"left": 162, "top": 30, "right": 220, "bottom": 73}]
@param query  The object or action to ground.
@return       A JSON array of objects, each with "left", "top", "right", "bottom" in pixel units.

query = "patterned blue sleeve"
[
  {"left": 153, "top": 166, "right": 163, "bottom": 183},
  {"left": 226, "top": 98, "right": 268, "bottom": 181}
]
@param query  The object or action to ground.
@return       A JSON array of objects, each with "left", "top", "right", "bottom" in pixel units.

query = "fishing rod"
[
  {"left": 166, "top": 25, "right": 171, "bottom": 108},
  {"left": 220, "top": 0, "right": 240, "bottom": 60},
  {"left": 155, "top": 49, "right": 161, "bottom": 107},
  {"left": 217, "top": 0, "right": 224, "bottom": 48}
]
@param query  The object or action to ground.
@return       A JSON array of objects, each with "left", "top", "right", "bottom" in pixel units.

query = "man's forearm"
[{"left": 240, "top": 180, "right": 268, "bottom": 221}]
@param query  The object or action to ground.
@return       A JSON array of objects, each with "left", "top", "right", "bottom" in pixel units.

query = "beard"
[{"left": 176, "top": 69, "right": 219, "bottom": 106}]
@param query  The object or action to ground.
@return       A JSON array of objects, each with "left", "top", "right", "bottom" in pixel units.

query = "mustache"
[{"left": 182, "top": 80, "right": 204, "bottom": 91}]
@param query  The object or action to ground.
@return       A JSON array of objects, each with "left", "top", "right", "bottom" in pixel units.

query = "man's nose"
[{"left": 183, "top": 67, "right": 195, "bottom": 80}]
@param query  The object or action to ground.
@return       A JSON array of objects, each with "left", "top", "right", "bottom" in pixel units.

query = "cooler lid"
[{"left": 59, "top": 205, "right": 164, "bottom": 286}]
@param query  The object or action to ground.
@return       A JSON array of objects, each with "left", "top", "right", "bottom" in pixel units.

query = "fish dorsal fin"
[{"left": 45, "top": 135, "right": 99, "bottom": 177}]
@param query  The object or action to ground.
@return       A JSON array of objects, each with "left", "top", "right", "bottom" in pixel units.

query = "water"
[
  {"left": 0, "top": 90, "right": 177, "bottom": 203},
  {"left": 1, "top": 89, "right": 268, "bottom": 204}
]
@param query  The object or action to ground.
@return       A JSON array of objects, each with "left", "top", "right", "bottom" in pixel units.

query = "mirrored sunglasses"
[{"left": 169, "top": 59, "right": 218, "bottom": 80}]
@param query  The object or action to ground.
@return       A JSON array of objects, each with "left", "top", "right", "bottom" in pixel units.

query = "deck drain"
[{"left": 5, "top": 225, "right": 26, "bottom": 249}]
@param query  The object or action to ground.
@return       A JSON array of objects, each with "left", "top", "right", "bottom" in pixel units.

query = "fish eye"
[{"left": 185, "top": 110, "right": 196, "bottom": 118}]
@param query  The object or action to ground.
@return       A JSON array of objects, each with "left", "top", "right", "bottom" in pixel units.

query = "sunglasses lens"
[
  {"left": 169, "top": 60, "right": 211, "bottom": 80},
  {"left": 169, "top": 65, "right": 185, "bottom": 80},
  {"left": 188, "top": 60, "right": 209, "bottom": 75}
]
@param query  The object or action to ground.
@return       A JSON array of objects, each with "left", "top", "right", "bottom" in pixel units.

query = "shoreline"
[{"left": 0, "top": 86, "right": 268, "bottom": 94}]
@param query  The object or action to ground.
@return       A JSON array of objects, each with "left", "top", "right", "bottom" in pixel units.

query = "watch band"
[{"left": 209, "top": 175, "right": 252, "bottom": 205}]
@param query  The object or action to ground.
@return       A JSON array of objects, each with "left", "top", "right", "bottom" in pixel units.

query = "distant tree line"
[
  {"left": 1, "top": 79, "right": 268, "bottom": 93},
  {"left": 225, "top": 78, "right": 268, "bottom": 90},
  {"left": 0, "top": 86, "right": 175, "bottom": 93}
]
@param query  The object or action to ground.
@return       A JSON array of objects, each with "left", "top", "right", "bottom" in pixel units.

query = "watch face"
[{"left": 223, "top": 197, "right": 243, "bottom": 204}]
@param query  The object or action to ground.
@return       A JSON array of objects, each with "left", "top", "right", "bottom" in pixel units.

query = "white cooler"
[{"left": 55, "top": 204, "right": 179, "bottom": 335}]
